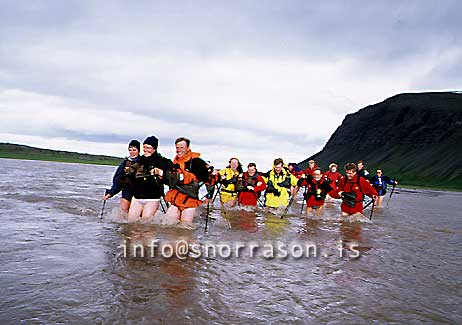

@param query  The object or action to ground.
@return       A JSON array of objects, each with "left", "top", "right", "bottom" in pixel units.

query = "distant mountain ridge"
[
  {"left": 299, "top": 92, "right": 462, "bottom": 190},
  {"left": 0, "top": 143, "right": 122, "bottom": 166}
]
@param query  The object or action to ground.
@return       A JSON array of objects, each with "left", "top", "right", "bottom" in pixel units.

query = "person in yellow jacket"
[
  {"left": 218, "top": 157, "right": 243, "bottom": 207},
  {"left": 263, "top": 158, "right": 299, "bottom": 209}
]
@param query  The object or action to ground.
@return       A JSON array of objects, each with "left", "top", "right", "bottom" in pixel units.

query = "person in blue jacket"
[
  {"left": 102, "top": 139, "right": 141, "bottom": 212},
  {"left": 370, "top": 169, "right": 398, "bottom": 206}
]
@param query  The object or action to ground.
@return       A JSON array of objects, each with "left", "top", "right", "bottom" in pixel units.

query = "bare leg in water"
[
  {"left": 341, "top": 211, "right": 364, "bottom": 218},
  {"left": 119, "top": 198, "right": 131, "bottom": 213},
  {"left": 128, "top": 198, "right": 160, "bottom": 223},
  {"left": 376, "top": 195, "right": 385, "bottom": 206},
  {"left": 165, "top": 205, "right": 196, "bottom": 225},
  {"left": 307, "top": 206, "right": 324, "bottom": 217}
]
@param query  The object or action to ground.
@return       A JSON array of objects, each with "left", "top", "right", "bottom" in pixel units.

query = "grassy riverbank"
[{"left": 0, "top": 143, "right": 121, "bottom": 166}]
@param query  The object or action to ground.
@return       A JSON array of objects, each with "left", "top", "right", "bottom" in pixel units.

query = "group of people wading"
[{"left": 103, "top": 136, "right": 398, "bottom": 225}]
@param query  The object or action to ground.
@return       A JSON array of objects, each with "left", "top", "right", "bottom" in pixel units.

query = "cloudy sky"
[{"left": 1, "top": 1, "right": 460, "bottom": 170}]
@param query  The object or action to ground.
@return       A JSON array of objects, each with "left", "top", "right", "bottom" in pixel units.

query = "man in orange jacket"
[{"left": 164, "top": 137, "right": 212, "bottom": 225}]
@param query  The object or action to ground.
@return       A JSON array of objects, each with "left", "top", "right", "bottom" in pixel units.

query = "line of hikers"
[{"left": 102, "top": 136, "right": 398, "bottom": 225}]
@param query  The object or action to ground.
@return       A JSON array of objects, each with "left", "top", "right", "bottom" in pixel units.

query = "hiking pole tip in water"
[
  {"left": 100, "top": 200, "right": 106, "bottom": 219},
  {"left": 281, "top": 195, "right": 295, "bottom": 219},
  {"left": 205, "top": 199, "right": 210, "bottom": 233},
  {"left": 101, "top": 189, "right": 110, "bottom": 219},
  {"left": 300, "top": 185, "right": 308, "bottom": 214},
  {"left": 369, "top": 197, "right": 376, "bottom": 220},
  {"left": 204, "top": 185, "right": 214, "bottom": 233},
  {"left": 386, "top": 184, "right": 397, "bottom": 208},
  {"left": 205, "top": 212, "right": 209, "bottom": 233}
]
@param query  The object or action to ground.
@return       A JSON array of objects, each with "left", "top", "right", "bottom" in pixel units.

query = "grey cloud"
[
  {"left": 2, "top": 1, "right": 461, "bottom": 61},
  {"left": 1, "top": 0, "right": 460, "bottom": 156},
  {"left": 411, "top": 54, "right": 462, "bottom": 90},
  {"left": 3, "top": 1, "right": 461, "bottom": 86},
  {"left": 52, "top": 129, "right": 147, "bottom": 145},
  {"left": 0, "top": 0, "right": 85, "bottom": 29}
]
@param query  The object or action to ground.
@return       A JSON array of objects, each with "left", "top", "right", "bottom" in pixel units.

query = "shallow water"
[{"left": 0, "top": 158, "right": 461, "bottom": 324}]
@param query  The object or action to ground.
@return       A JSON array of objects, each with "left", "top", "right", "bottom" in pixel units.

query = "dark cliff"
[{"left": 299, "top": 92, "right": 462, "bottom": 190}]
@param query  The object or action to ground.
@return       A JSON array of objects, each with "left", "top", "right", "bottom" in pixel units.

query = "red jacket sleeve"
[
  {"left": 330, "top": 177, "right": 346, "bottom": 198},
  {"left": 254, "top": 175, "right": 266, "bottom": 192}
]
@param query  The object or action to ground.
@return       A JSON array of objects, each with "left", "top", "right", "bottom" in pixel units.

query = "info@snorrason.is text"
[{"left": 118, "top": 239, "right": 360, "bottom": 259}]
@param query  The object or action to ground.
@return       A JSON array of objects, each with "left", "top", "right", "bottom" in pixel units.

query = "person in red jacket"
[
  {"left": 287, "top": 163, "right": 299, "bottom": 177},
  {"left": 236, "top": 163, "right": 266, "bottom": 206},
  {"left": 324, "top": 163, "right": 344, "bottom": 189},
  {"left": 335, "top": 162, "right": 378, "bottom": 217},
  {"left": 323, "top": 162, "right": 344, "bottom": 201},
  {"left": 301, "top": 159, "right": 319, "bottom": 177},
  {"left": 297, "top": 168, "right": 332, "bottom": 216}
]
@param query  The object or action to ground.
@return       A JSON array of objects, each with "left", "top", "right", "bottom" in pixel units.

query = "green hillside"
[{"left": 0, "top": 143, "right": 122, "bottom": 166}]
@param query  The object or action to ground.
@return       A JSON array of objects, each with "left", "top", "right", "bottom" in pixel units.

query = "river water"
[{"left": 0, "top": 158, "right": 461, "bottom": 324}]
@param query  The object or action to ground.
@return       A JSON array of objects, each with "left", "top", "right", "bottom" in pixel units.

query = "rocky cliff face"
[{"left": 299, "top": 92, "right": 462, "bottom": 189}]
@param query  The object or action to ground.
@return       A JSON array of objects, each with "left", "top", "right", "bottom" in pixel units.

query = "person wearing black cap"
[
  {"left": 127, "top": 135, "right": 173, "bottom": 222},
  {"left": 103, "top": 139, "right": 141, "bottom": 212}
]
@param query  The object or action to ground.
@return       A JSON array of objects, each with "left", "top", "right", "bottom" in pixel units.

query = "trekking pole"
[
  {"left": 256, "top": 194, "right": 265, "bottom": 208},
  {"left": 369, "top": 197, "right": 376, "bottom": 220},
  {"left": 199, "top": 183, "right": 214, "bottom": 200},
  {"left": 205, "top": 184, "right": 215, "bottom": 233},
  {"left": 211, "top": 183, "right": 221, "bottom": 204},
  {"left": 205, "top": 200, "right": 210, "bottom": 233},
  {"left": 249, "top": 191, "right": 264, "bottom": 208},
  {"left": 300, "top": 185, "right": 308, "bottom": 214},
  {"left": 281, "top": 195, "right": 295, "bottom": 219},
  {"left": 386, "top": 184, "right": 396, "bottom": 207},
  {"left": 100, "top": 200, "right": 106, "bottom": 219},
  {"left": 363, "top": 197, "right": 374, "bottom": 209},
  {"left": 100, "top": 189, "right": 110, "bottom": 219},
  {"left": 159, "top": 196, "right": 167, "bottom": 213}
]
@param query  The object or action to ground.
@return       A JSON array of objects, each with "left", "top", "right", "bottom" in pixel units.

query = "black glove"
[
  {"left": 229, "top": 176, "right": 238, "bottom": 185},
  {"left": 277, "top": 178, "right": 291, "bottom": 189}
]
